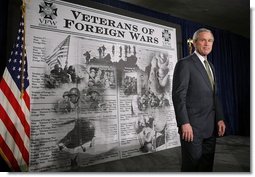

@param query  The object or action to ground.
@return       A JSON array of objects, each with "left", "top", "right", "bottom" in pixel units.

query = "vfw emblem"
[
  {"left": 162, "top": 29, "right": 172, "bottom": 47},
  {"left": 39, "top": 0, "right": 58, "bottom": 26}
]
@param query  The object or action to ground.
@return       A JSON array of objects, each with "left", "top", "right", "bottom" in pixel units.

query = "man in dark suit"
[{"left": 172, "top": 28, "right": 226, "bottom": 172}]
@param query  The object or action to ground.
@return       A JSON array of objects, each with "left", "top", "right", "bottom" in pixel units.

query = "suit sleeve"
[{"left": 172, "top": 60, "right": 190, "bottom": 127}]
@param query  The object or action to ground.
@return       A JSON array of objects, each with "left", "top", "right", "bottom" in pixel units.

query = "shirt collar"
[
  {"left": 194, "top": 51, "right": 214, "bottom": 78},
  {"left": 194, "top": 50, "right": 208, "bottom": 67}
]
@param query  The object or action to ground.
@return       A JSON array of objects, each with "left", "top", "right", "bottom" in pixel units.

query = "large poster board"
[{"left": 25, "top": 0, "right": 180, "bottom": 171}]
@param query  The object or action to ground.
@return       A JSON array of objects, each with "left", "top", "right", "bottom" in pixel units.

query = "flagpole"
[
  {"left": 65, "top": 35, "right": 71, "bottom": 68},
  {"left": 20, "top": 0, "right": 26, "bottom": 98}
]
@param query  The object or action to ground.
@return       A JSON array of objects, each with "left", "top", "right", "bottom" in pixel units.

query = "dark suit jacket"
[{"left": 172, "top": 53, "right": 225, "bottom": 138}]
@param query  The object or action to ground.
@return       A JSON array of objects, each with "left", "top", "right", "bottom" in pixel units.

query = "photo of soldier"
[
  {"left": 134, "top": 114, "right": 167, "bottom": 153},
  {"left": 83, "top": 50, "right": 91, "bottom": 63},
  {"left": 87, "top": 90, "right": 101, "bottom": 110},
  {"left": 107, "top": 71, "right": 116, "bottom": 88},
  {"left": 67, "top": 65, "right": 80, "bottom": 83},
  {"left": 55, "top": 87, "right": 81, "bottom": 114},
  {"left": 55, "top": 85, "right": 107, "bottom": 114},
  {"left": 80, "top": 88, "right": 105, "bottom": 111},
  {"left": 44, "top": 64, "right": 63, "bottom": 88},
  {"left": 94, "top": 69, "right": 103, "bottom": 86},
  {"left": 55, "top": 91, "right": 72, "bottom": 113},
  {"left": 147, "top": 52, "right": 170, "bottom": 94},
  {"left": 148, "top": 92, "right": 160, "bottom": 108},
  {"left": 137, "top": 93, "right": 149, "bottom": 111},
  {"left": 139, "top": 74, "right": 148, "bottom": 95},
  {"left": 57, "top": 87, "right": 96, "bottom": 167},
  {"left": 158, "top": 93, "right": 170, "bottom": 107},
  {"left": 123, "top": 75, "right": 137, "bottom": 95},
  {"left": 87, "top": 67, "right": 116, "bottom": 89},
  {"left": 44, "top": 64, "right": 80, "bottom": 88},
  {"left": 68, "top": 87, "right": 81, "bottom": 111},
  {"left": 153, "top": 118, "right": 167, "bottom": 149},
  {"left": 135, "top": 90, "right": 169, "bottom": 111},
  {"left": 134, "top": 115, "right": 155, "bottom": 153},
  {"left": 87, "top": 67, "right": 97, "bottom": 87},
  {"left": 44, "top": 74, "right": 59, "bottom": 88}
]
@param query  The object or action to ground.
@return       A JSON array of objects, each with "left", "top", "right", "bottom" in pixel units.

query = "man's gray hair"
[{"left": 192, "top": 28, "right": 214, "bottom": 42}]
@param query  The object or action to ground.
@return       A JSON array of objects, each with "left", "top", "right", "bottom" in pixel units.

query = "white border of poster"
[{"left": 25, "top": 0, "right": 180, "bottom": 171}]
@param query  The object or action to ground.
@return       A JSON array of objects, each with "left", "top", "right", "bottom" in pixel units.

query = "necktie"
[{"left": 204, "top": 59, "right": 214, "bottom": 90}]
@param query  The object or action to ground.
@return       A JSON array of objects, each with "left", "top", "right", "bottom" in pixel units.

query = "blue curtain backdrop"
[{"left": 91, "top": 0, "right": 250, "bottom": 136}]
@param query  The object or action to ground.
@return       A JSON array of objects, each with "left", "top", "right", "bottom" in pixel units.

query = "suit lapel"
[{"left": 191, "top": 54, "right": 212, "bottom": 90}]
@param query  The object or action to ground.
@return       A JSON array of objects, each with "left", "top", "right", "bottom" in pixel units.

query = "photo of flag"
[
  {"left": 45, "top": 35, "right": 70, "bottom": 70},
  {"left": 0, "top": 14, "right": 30, "bottom": 172}
]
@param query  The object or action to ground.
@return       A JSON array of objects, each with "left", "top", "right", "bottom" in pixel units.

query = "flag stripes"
[
  {"left": 0, "top": 78, "right": 30, "bottom": 138},
  {"left": 0, "top": 106, "right": 29, "bottom": 165},
  {"left": 0, "top": 136, "right": 21, "bottom": 171},
  {"left": 0, "top": 90, "right": 30, "bottom": 151}
]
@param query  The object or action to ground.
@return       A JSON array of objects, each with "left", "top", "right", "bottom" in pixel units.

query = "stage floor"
[{"left": 76, "top": 135, "right": 250, "bottom": 172}]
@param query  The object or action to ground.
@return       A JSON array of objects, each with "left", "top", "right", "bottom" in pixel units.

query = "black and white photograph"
[{"left": 23, "top": 0, "right": 179, "bottom": 171}]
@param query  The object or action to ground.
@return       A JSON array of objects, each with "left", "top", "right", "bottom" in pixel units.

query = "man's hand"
[
  {"left": 181, "top": 123, "right": 193, "bottom": 142},
  {"left": 217, "top": 120, "right": 226, "bottom": 136}
]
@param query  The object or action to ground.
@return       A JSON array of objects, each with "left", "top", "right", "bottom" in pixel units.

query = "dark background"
[{"left": 0, "top": 0, "right": 250, "bottom": 171}]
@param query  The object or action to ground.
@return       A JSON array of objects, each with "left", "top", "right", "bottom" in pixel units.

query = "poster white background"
[{"left": 25, "top": 0, "right": 181, "bottom": 172}]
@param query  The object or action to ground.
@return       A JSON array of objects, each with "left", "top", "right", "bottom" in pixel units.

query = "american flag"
[{"left": 0, "top": 15, "right": 30, "bottom": 172}]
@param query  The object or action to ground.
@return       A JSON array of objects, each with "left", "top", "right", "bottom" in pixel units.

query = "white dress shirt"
[{"left": 194, "top": 51, "right": 214, "bottom": 81}]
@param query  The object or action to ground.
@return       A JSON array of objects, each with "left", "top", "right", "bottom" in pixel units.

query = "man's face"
[
  {"left": 90, "top": 71, "right": 96, "bottom": 77},
  {"left": 193, "top": 32, "right": 214, "bottom": 56},
  {"left": 91, "top": 92, "right": 98, "bottom": 100},
  {"left": 69, "top": 95, "right": 78, "bottom": 104},
  {"left": 63, "top": 96, "right": 69, "bottom": 101}
]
